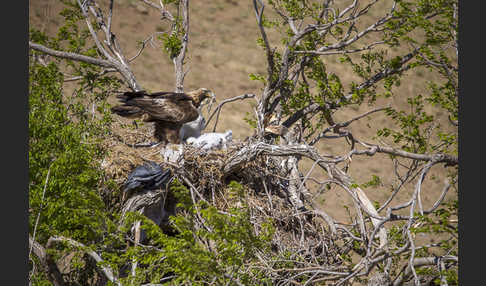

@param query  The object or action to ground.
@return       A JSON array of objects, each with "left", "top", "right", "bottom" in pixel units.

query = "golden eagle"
[{"left": 111, "top": 88, "right": 214, "bottom": 144}]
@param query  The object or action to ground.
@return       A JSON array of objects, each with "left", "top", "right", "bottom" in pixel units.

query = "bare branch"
[
  {"left": 140, "top": 0, "right": 163, "bottom": 11},
  {"left": 47, "top": 236, "right": 122, "bottom": 286},
  {"left": 107, "top": 0, "right": 114, "bottom": 37},
  {"left": 29, "top": 235, "right": 65, "bottom": 286},
  {"left": 310, "top": 106, "right": 389, "bottom": 145},
  {"left": 311, "top": 206, "right": 337, "bottom": 235},
  {"left": 140, "top": 0, "right": 175, "bottom": 21},
  {"left": 424, "top": 180, "right": 453, "bottom": 214},
  {"left": 357, "top": 141, "right": 458, "bottom": 165},
  {"left": 63, "top": 68, "right": 118, "bottom": 82},
  {"left": 294, "top": 41, "right": 385, "bottom": 56},
  {"left": 332, "top": 176, "right": 388, "bottom": 248},
  {"left": 252, "top": 0, "right": 275, "bottom": 89},
  {"left": 283, "top": 101, "right": 317, "bottom": 125},
  {"left": 173, "top": 0, "right": 190, "bottom": 92},
  {"left": 77, "top": 0, "right": 114, "bottom": 61},
  {"left": 223, "top": 142, "right": 334, "bottom": 176},
  {"left": 29, "top": 162, "right": 53, "bottom": 261},
  {"left": 29, "top": 41, "right": 115, "bottom": 68},
  {"left": 31, "top": 0, "right": 142, "bottom": 91},
  {"left": 205, "top": 93, "right": 256, "bottom": 131},
  {"left": 78, "top": 0, "right": 141, "bottom": 90},
  {"left": 392, "top": 256, "right": 458, "bottom": 286},
  {"left": 318, "top": 4, "right": 396, "bottom": 53}
]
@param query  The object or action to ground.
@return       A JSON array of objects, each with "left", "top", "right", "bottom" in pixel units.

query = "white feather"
[
  {"left": 187, "top": 130, "right": 233, "bottom": 150},
  {"left": 162, "top": 144, "right": 183, "bottom": 163}
]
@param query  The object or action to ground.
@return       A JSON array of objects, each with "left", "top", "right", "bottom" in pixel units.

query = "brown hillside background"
[{"left": 29, "top": 0, "right": 456, "bottom": 227}]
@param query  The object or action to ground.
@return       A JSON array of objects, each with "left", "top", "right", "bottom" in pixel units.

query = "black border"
[
  {"left": 4, "top": 0, "right": 29, "bottom": 284},
  {"left": 459, "top": 1, "right": 481, "bottom": 285}
]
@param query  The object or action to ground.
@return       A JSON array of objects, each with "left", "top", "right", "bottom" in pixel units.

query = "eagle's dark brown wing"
[
  {"left": 112, "top": 91, "right": 198, "bottom": 124},
  {"left": 144, "top": 91, "right": 193, "bottom": 100},
  {"left": 110, "top": 105, "right": 144, "bottom": 118},
  {"left": 132, "top": 97, "right": 198, "bottom": 123}
]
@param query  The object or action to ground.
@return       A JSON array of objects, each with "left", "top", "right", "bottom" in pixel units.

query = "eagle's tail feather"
[
  {"left": 116, "top": 91, "right": 146, "bottom": 100},
  {"left": 111, "top": 105, "right": 143, "bottom": 117}
]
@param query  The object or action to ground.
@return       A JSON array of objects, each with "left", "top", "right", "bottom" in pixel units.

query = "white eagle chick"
[
  {"left": 179, "top": 113, "right": 206, "bottom": 142},
  {"left": 186, "top": 130, "right": 233, "bottom": 150}
]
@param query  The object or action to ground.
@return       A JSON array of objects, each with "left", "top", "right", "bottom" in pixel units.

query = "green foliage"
[
  {"left": 161, "top": 32, "right": 183, "bottom": 59},
  {"left": 268, "top": 0, "right": 322, "bottom": 20},
  {"left": 374, "top": 0, "right": 458, "bottom": 155},
  {"left": 411, "top": 201, "right": 458, "bottom": 250},
  {"left": 438, "top": 269, "right": 459, "bottom": 285},
  {"left": 170, "top": 178, "right": 194, "bottom": 209},
  {"left": 361, "top": 175, "right": 382, "bottom": 189},
  {"left": 159, "top": 3, "right": 186, "bottom": 60},
  {"left": 29, "top": 4, "right": 124, "bottom": 283},
  {"left": 29, "top": 62, "right": 110, "bottom": 243},
  {"left": 377, "top": 95, "right": 435, "bottom": 153},
  {"left": 385, "top": 0, "right": 457, "bottom": 47},
  {"left": 249, "top": 72, "right": 266, "bottom": 84},
  {"left": 244, "top": 112, "right": 258, "bottom": 129},
  {"left": 28, "top": 58, "right": 126, "bottom": 285},
  {"left": 388, "top": 223, "right": 408, "bottom": 249}
]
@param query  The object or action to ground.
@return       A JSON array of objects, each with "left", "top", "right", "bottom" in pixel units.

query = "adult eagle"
[{"left": 111, "top": 88, "right": 214, "bottom": 144}]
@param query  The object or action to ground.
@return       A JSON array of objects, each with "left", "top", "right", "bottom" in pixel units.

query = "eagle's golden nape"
[
  {"left": 185, "top": 88, "right": 215, "bottom": 108},
  {"left": 111, "top": 88, "right": 215, "bottom": 145}
]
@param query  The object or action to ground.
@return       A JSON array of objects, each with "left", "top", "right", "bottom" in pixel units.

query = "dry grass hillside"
[{"left": 29, "top": 0, "right": 456, "bottom": 224}]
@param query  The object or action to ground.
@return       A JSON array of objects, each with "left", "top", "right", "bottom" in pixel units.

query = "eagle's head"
[{"left": 188, "top": 88, "right": 215, "bottom": 107}]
